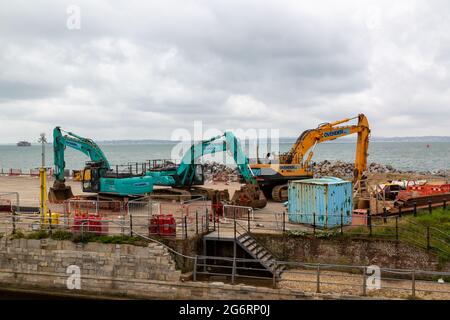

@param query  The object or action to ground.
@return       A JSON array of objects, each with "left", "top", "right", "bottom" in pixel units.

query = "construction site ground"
[
  {"left": 1, "top": 172, "right": 446, "bottom": 208},
  {"left": 0, "top": 173, "right": 448, "bottom": 239}
]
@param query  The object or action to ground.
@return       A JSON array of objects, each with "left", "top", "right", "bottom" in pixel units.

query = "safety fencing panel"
[
  {"left": 63, "top": 199, "right": 127, "bottom": 236},
  {"left": 127, "top": 195, "right": 212, "bottom": 239}
]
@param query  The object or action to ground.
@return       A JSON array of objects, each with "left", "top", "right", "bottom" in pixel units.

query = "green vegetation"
[
  {"left": 10, "top": 230, "right": 26, "bottom": 239},
  {"left": 282, "top": 207, "right": 450, "bottom": 264},
  {"left": 411, "top": 208, "right": 450, "bottom": 233},
  {"left": 71, "top": 234, "right": 146, "bottom": 246},
  {"left": 27, "top": 230, "right": 50, "bottom": 240},
  {"left": 8, "top": 229, "right": 148, "bottom": 246},
  {"left": 343, "top": 206, "right": 450, "bottom": 263},
  {"left": 50, "top": 230, "right": 73, "bottom": 240}
]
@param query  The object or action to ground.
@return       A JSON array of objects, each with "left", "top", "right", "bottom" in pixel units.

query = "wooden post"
[
  {"left": 232, "top": 258, "right": 236, "bottom": 285},
  {"left": 362, "top": 267, "right": 367, "bottom": 296},
  {"left": 398, "top": 205, "right": 402, "bottom": 218},
  {"left": 247, "top": 209, "right": 251, "bottom": 233},
  {"left": 413, "top": 202, "right": 417, "bottom": 217},
  {"left": 272, "top": 261, "right": 277, "bottom": 289},
  {"left": 217, "top": 215, "right": 220, "bottom": 239},
  {"left": 184, "top": 215, "right": 188, "bottom": 239},
  {"left": 193, "top": 256, "right": 198, "bottom": 281},
  {"left": 383, "top": 207, "right": 387, "bottom": 224},
  {"left": 129, "top": 213, "right": 133, "bottom": 236},
  {"left": 395, "top": 217, "right": 399, "bottom": 241},
  {"left": 411, "top": 270, "right": 416, "bottom": 299},
  {"left": 313, "top": 212, "right": 316, "bottom": 236},
  {"left": 428, "top": 201, "right": 432, "bottom": 215},
  {"left": 48, "top": 212, "right": 52, "bottom": 235},
  {"left": 233, "top": 210, "right": 237, "bottom": 265},
  {"left": 283, "top": 210, "right": 286, "bottom": 233},
  {"left": 316, "top": 264, "right": 321, "bottom": 293},
  {"left": 213, "top": 205, "right": 216, "bottom": 231},
  {"left": 426, "top": 227, "right": 430, "bottom": 250},
  {"left": 11, "top": 208, "right": 16, "bottom": 235},
  {"left": 195, "top": 210, "right": 198, "bottom": 235}
]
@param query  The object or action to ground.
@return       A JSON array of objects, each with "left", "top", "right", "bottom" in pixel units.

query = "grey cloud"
[{"left": 0, "top": 0, "right": 449, "bottom": 142}]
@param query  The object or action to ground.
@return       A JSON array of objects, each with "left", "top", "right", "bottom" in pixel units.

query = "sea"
[{"left": 0, "top": 141, "right": 449, "bottom": 172}]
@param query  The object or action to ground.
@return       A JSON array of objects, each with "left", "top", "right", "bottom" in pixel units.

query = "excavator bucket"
[
  {"left": 231, "top": 184, "right": 267, "bottom": 209},
  {"left": 48, "top": 181, "right": 74, "bottom": 203}
]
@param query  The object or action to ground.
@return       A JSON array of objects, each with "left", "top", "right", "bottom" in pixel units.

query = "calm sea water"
[{"left": 0, "top": 141, "right": 448, "bottom": 172}]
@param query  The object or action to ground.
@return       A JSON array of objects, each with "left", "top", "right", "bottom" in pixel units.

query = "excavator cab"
[
  {"left": 82, "top": 162, "right": 103, "bottom": 193},
  {"left": 191, "top": 164, "right": 204, "bottom": 185}
]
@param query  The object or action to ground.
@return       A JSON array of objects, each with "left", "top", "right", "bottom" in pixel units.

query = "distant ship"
[{"left": 17, "top": 141, "right": 31, "bottom": 147}]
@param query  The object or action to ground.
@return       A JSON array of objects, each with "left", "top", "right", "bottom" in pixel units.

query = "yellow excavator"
[{"left": 250, "top": 114, "right": 370, "bottom": 202}]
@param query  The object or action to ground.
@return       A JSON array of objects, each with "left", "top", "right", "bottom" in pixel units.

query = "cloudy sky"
[{"left": 0, "top": 0, "right": 449, "bottom": 142}]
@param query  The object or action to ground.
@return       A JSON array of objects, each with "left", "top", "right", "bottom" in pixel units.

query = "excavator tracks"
[{"left": 271, "top": 184, "right": 288, "bottom": 202}]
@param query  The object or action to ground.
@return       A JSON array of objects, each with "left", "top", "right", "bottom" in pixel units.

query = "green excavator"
[
  {"left": 49, "top": 127, "right": 267, "bottom": 209},
  {"left": 48, "top": 127, "right": 156, "bottom": 202}
]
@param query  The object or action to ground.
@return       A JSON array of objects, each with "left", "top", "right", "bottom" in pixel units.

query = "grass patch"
[
  {"left": 342, "top": 207, "right": 450, "bottom": 262},
  {"left": 7, "top": 229, "right": 148, "bottom": 247},
  {"left": 71, "top": 233, "right": 147, "bottom": 246},
  {"left": 411, "top": 208, "right": 450, "bottom": 233},
  {"left": 50, "top": 230, "right": 73, "bottom": 241},
  {"left": 26, "top": 230, "right": 49, "bottom": 240},
  {"left": 10, "top": 230, "right": 26, "bottom": 239}
]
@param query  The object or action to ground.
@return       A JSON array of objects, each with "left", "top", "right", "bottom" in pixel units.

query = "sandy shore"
[{"left": 0, "top": 176, "right": 84, "bottom": 207}]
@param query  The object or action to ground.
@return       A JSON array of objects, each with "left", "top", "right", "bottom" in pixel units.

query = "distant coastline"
[
  {"left": 95, "top": 136, "right": 450, "bottom": 145},
  {"left": 0, "top": 136, "right": 449, "bottom": 145}
]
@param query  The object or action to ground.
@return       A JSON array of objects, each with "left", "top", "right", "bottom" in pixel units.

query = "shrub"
[
  {"left": 50, "top": 230, "right": 73, "bottom": 241},
  {"left": 26, "top": 230, "right": 49, "bottom": 240}
]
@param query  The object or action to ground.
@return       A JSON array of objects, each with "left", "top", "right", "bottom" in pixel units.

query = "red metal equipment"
[
  {"left": 404, "top": 184, "right": 450, "bottom": 196},
  {"left": 395, "top": 184, "right": 450, "bottom": 208},
  {"left": 149, "top": 214, "right": 176, "bottom": 237},
  {"left": 87, "top": 214, "right": 108, "bottom": 235},
  {"left": 72, "top": 213, "right": 88, "bottom": 232},
  {"left": 72, "top": 213, "right": 108, "bottom": 235},
  {"left": 397, "top": 184, "right": 450, "bottom": 203}
]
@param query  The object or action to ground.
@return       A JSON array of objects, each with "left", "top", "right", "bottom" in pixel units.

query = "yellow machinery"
[
  {"left": 251, "top": 114, "right": 370, "bottom": 202},
  {"left": 39, "top": 167, "right": 47, "bottom": 223}
]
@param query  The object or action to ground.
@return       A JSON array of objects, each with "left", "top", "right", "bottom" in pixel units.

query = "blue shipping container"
[{"left": 288, "top": 177, "right": 353, "bottom": 228}]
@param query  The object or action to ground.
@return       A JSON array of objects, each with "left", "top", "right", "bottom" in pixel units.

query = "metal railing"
[
  {"left": 0, "top": 195, "right": 215, "bottom": 240},
  {"left": 1, "top": 203, "right": 449, "bottom": 300},
  {"left": 193, "top": 256, "right": 450, "bottom": 299},
  {"left": 207, "top": 205, "right": 450, "bottom": 259}
]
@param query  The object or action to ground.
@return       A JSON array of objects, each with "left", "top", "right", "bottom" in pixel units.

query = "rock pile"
[
  {"left": 203, "top": 162, "right": 239, "bottom": 182},
  {"left": 200, "top": 160, "right": 449, "bottom": 182},
  {"left": 312, "top": 160, "right": 449, "bottom": 178},
  {"left": 311, "top": 161, "right": 403, "bottom": 179}
]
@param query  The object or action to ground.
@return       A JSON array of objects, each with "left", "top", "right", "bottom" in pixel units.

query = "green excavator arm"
[
  {"left": 49, "top": 127, "right": 156, "bottom": 201},
  {"left": 175, "top": 131, "right": 257, "bottom": 186},
  {"left": 170, "top": 131, "right": 266, "bottom": 208},
  {"left": 49, "top": 127, "right": 112, "bottom": 202},
  {"left": 53, "top": 127, "right": 111, "bottom": 182}
]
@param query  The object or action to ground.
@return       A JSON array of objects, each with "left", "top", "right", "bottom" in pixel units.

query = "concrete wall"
[
  {"left": 0, "top": 237, "right": 352, "bottom": 300},
  {"left": 162, "top": 235, "right": 203, "bottom": 272},
  {"left": 0, "top": 238, "right": 181, "bottom": 286},
  {"left": 253, "top": 234, "right": 450, "bottom": 271}
]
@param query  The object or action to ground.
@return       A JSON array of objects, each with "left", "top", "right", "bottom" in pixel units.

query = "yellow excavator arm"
[{"left": 281, "top": 114, "right": 370, "bottom": 181}]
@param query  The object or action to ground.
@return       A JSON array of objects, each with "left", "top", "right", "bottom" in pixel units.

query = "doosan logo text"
[{"left": 323, "top": 129, "right": 350, "bottom": 138}]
